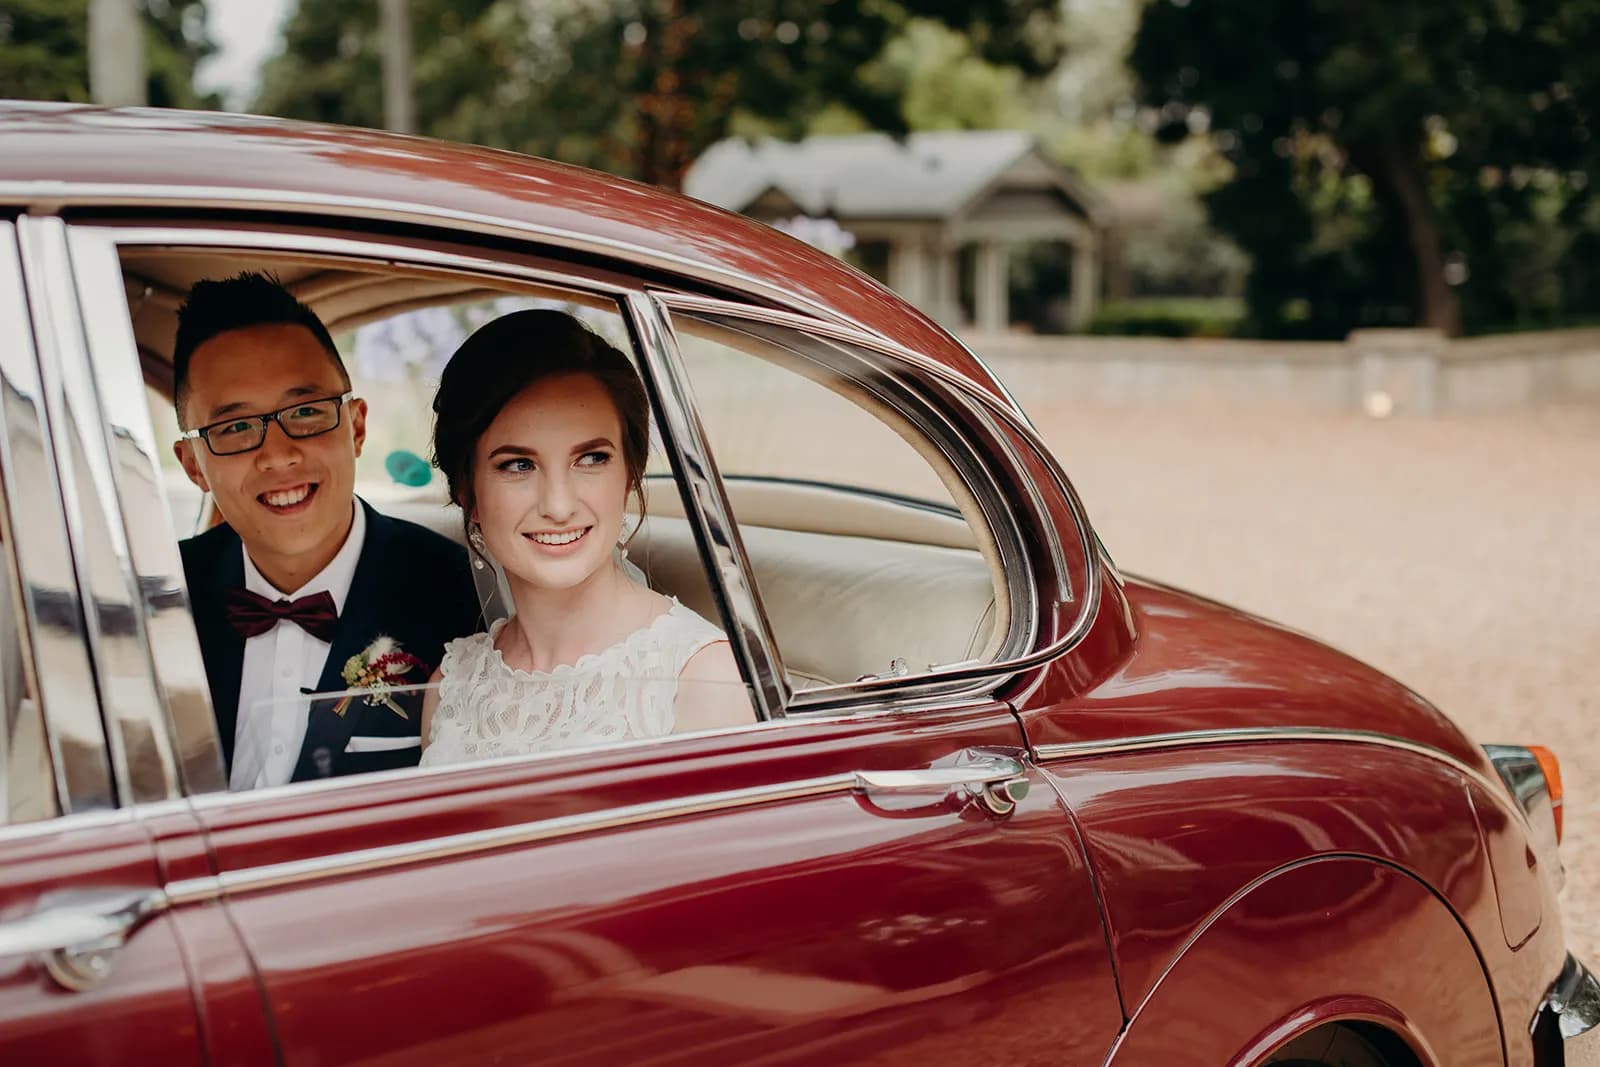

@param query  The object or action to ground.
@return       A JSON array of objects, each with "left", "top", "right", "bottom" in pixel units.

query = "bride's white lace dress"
[{"left": 420, "top": 600, "right": 728, "bottom": 766}]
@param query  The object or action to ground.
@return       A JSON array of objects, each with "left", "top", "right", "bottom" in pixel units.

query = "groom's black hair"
[{"left": 172, "top": 271, "right": 348, "bottom": 428}]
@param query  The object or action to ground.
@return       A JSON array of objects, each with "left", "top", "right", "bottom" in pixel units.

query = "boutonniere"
[{"left": 333, "top": 636, "right": 428, "bottom": 719}]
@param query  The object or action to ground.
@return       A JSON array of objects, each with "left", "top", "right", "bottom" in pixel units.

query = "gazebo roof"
[{"left": 686, "top": 130, "right": 1100, "bottom": 222}]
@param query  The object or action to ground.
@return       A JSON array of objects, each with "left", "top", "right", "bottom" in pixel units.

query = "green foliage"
[
  {"left": 863, "top": 18, "right": 1031, "bottom": 130},
  {"left": 254, "top": 0, "right": 1066, "bottom": 189},
  {"left": 1087, "top": 296, "right": 1244, "bottom": 337},
  {"left": 1131, "top": 0, "right": 1600, "bottom": 338},
  {"left": 0, "top": 0, "right": 217, "bottom": 107}
]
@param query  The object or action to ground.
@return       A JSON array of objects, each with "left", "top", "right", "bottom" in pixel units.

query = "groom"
[{"left": 173, "top": 272, "right": 480, "bottom": 790}]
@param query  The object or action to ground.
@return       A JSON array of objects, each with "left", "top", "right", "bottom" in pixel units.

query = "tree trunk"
[
  {"left": 632, "top": 3, "right": 697, "bottom": 190},
  {"left": 1350, "top": 139, "right": 1463, "bottom": 336}
]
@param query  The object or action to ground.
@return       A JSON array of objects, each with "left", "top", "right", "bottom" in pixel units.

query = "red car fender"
[{"left": 1104, "top": 856, "right": 1504, "bottom": 1067}]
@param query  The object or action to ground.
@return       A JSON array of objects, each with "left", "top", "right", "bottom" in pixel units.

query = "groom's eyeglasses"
[{"left": 181, "top": 392, "right": 355, "bottom": 456}]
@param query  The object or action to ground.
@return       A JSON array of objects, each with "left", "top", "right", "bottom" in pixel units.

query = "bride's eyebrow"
[
  {"left": 487, "top": 444, "right": 536, "bottom": 459},
  {"left": 569, "top": 437, "right": 615, "bottom": 454}
]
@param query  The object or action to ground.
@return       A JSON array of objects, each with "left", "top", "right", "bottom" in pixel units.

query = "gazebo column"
[
  {"left": 930, "top": 241, "right": 962, "bottom": 326},
  {"left": 889, "top": 237, "right": 928, "bottom": 309},
  {"left": 975, "top": 240, "right": 1009, "bottom": 332},
  {"left": 1068, "top": 234, "right": 1099, "bottom": 331}
]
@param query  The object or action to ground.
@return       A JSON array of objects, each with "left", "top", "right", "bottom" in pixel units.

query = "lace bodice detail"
[{"left": 420, "top": 601, "right": 727, "bottom": 766}]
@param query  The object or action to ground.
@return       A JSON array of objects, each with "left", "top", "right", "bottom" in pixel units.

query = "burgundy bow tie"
[{"left": 223, "top": 587, "right": 339, "bottom": 643}]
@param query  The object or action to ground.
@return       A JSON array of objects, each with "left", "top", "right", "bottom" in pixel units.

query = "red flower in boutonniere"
[{"left": 333, "top": 636, "right": 429, "bottom": 719}]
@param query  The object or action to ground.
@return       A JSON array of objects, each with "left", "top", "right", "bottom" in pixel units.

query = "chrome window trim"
[
  {"left": 652, "top": 292, "right": 1101, "bottom": 706},
  {"left": 66, "top": 221, "right": 642, "bottom": 300},
  {"left": 62, "top": 226, "right": 227, "bottom": 795},
  {"left": 6, "top": 221, "right": 116, "bottom": 813},
  {"left": 52, "top": 219, "right": 1107, "bottom": 815},
  {"left": 622, "top": 294, "right": 788, "bottom": 721},
  {"left": 660, "top": 305, "right": 1040, "bottom": 704},
  {"left": 18, "top": 218, "right": 183, "bottom": 806},
  {"left": 0, "top": 223, "right": 63, "bottom": 823}
]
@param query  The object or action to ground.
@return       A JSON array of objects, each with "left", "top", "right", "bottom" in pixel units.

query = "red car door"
[
  {"left": 195, "top": 702, "right": 1122, "bottom": 1066},
  {"left": 0, "top": 219, "right": 218, "bottom": 1066}
]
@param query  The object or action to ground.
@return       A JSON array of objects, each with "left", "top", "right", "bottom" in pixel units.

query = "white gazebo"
[{"left": 685, "top": 130, "right": 1107, "bottom": 331}]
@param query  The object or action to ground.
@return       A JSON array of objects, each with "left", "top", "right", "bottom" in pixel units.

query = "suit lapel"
[
  {"left": 294, "top": 502, "right": 396, "bottom": 779},
  {"left": 190, "top": 532, "right": 246, "bottom": 773}
]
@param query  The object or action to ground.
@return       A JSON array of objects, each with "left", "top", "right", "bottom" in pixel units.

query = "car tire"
[{"left": 1264, "top": 1023, "right": 1394, "bottom": 1066}]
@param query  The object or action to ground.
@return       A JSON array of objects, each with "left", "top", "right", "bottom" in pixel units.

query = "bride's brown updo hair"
[{"left": 431, "top": 309, "right": 651, "bottom": 544}]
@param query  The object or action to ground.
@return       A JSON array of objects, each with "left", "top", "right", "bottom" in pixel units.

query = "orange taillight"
[{"left": 1529, "top": 744, "right": 1564, "bottom": 842}]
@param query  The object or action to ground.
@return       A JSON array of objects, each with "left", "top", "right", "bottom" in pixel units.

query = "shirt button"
[{"left": 274, "top": 745, "right": 284, "bottom": 755}]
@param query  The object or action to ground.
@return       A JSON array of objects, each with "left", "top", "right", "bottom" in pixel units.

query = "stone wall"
[{"left": 963, "top": 327, "right": 1600, "bottom": 414}]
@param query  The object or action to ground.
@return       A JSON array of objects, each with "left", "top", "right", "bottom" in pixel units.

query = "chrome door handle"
[
  {"left": 0, "top": 889, "right": 169, "bottom": 991},
  {"left": 855, "top": 752, "right": 1031, "bottom": 816}
]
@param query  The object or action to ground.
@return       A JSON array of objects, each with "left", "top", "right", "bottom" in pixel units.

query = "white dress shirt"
[{"left": 230, "top": 503, "right": 366, "bottom": 791}]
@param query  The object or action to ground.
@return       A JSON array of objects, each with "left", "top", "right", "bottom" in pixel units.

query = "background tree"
[
  {"left": 256, "top": 0, "right": 1066, "bottom": 189},
  {"left": 1132, "top": 0, "right": 1599, "bottom": 338},
  {"left": 0, "top": 0, "right": 217, "bottom": 106}
]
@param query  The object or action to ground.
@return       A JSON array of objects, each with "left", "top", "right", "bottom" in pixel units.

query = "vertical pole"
[
  {"left": 88, "top": 0, "right": 147, "bottom": 106},
  {"left": 975, "top": 241, "right": 1010, "bottom": 332},
  {"left": 1069, "top": 235, "right": 1099, "bottom": 331},
  {"left": 380, "top": 0, "right": 415, "bottom": 134}
]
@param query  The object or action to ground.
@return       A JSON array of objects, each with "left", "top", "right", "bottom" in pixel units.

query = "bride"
[{"left": 418, "top": 309, "right": 750, "bottom": 765}]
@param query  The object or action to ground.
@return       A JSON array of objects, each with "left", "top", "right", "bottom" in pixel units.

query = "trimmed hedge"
[{"left": 1087, "top": 297, "right": 1245, "bottom": 338}]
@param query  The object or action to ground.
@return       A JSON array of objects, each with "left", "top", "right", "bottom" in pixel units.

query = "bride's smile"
[{"left": 524, "top": 526, "right": 592, "bottom": 550}]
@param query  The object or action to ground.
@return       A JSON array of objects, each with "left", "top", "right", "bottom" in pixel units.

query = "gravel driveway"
[{"left": 1014, "top": 393, "right": 1600, "bottom": 966}]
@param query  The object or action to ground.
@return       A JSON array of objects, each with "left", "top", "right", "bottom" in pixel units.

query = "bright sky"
[{"left": 194, "top": 0, "right": 295, "bottom": 110}]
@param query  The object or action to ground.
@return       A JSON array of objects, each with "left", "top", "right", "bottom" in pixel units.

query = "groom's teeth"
[
  {"left": 531, "top": 529, "right": 586, "bottom": 546},
  {"left": 263, "top": 485, "right": 311, "bottom": 507}
]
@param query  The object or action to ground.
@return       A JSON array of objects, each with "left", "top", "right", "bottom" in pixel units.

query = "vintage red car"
[{"left": 0, "top": 101, "right": 1591, "bottom": 1066}]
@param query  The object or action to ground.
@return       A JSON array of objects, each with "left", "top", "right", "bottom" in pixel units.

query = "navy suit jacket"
[{"left": 180, "top": 499, "right": 482, "bottom": 782}]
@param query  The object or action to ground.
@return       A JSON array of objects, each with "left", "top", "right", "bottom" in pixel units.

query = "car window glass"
[
  {"left": 656, "top": 327, "right": 959, "bottom": 508},
  {"left": 662, "top": 312, "right": 1010, "bottom": 690},
  {"left": 146, "top": 383, "right": 203, "bottom": 537},
  {"left": 115, "top": 249, "right": 758, "bottom": 796}
]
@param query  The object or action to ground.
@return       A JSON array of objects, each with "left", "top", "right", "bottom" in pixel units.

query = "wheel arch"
[{"left": 1103, "top": 855, "right": 1505, "bottom": 1066}]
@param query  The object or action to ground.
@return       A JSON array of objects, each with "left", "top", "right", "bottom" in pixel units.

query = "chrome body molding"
[
  {"left": 1034, "top": 727, "right": 1522, "bottom": 811},
  {"left": 622, "top": 293, "right": 789, "bottom": 721},
  {"left": 0, "top": 805, "right": 136, "bottom": 846},
  {"left": 168, "top": 771, "right": 869, "bottom": 904}
]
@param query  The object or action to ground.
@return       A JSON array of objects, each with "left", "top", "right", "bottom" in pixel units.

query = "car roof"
[{"left": 0, "top": 101, "right": 1002, "bottom": 393}]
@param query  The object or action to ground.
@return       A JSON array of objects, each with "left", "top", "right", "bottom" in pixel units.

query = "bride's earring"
[{"left": 468, "top": 524, "right": 487, "bottom": 570}]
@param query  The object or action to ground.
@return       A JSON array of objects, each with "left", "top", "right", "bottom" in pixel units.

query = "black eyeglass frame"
[{"left": 179, "top": 391, "right": 356, "bottom": 456}]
